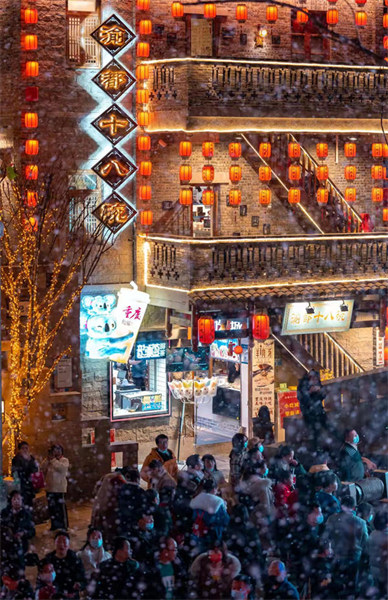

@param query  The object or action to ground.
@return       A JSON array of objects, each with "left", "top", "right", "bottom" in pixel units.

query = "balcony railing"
[
  {"left": 147, "top": 59, "right": 388, "bottom": 123},
  {"left": 141, "top": 234, "right": 388, "bottom": 291}
]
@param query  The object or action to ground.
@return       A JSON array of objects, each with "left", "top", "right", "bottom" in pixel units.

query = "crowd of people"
[{"left": 1, "top": 427, "right": 387, "bottom": 599}]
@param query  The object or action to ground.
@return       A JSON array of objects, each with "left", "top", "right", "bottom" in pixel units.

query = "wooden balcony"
[
  {"left": 146, "top": 59, "right": 388, "bottom": 131},
  {"left": 140, "top": 233, "right": 388, "bottom": 294}
]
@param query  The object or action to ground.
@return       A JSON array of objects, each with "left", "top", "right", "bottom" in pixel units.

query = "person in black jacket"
[
  {"left": 252, "top": 405, "right": 275, "bottom": 444},
  {"left": 118, "top": 468, "right": 148, "bottom": 536},
  {"left": 1, "top": 491, "right": 35, "bottom": 575},
  {"left": 144, "top": 537, "right": 188, "bottom": 599},
  {"left": 43, "top": 531, "right": 86, "bottom": 598},
  {"left": 223, "top": 504, "right": 264, "bottom": 584},
  {"left": 297, "top": 370, "right": 327, "bottom": 451},
  {"left": 11, "top": 441, "right": 38, "bottom": 510},
  {"left": 94, "top": 537, "right": 142, "bottom": 599}
]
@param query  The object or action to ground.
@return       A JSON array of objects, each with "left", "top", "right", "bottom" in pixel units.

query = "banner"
[
  {"left": 277, "top": 390, "right": 300, "bottom": 428},
  {"left": 251, "top": 339, "right": 275, "bottom": 420},
  {"left": 282, "top": 300, "right": 354, "bottom": 335}
]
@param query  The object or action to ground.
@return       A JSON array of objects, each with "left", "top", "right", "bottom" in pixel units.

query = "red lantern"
[
  {"left": 26, "top": 191, "right": 38, "bottom": 207},
  {"left": 179, "top": 141, "right": 192, "bottom": 158},
  {"left": 259, "top": 166, "right": 272, "bottom": 182},
  {"left": 252, "top": 314, "right": 270, "bottom": 340},
  {"left": 25, "top": 61, "right": 39, "bottom": 77},
  {"left": 229, "top": 143, "right": 242, "bottom": 159},
  {"left": 140, "top": 210, "right": 153, "bottom": 226},
  {"left": 137, "top": 111, "right": 150, "bottom": 127},
  {"left": 139, "top": 19, "right": 152, "bottom": 35},
  {"left": 25, "top": 139, "right": 39, "bottom": 155},
  {"left": 344, "top": 187, "right": 356, "bottom": 202},
  {"left": 266, "top": 5, "right": 278, "bottom": 23},
  {"left": 179, "top": 165, "right": 192, "bottom": 182},
  {"left": 317, "top": 188, "right": 329, "bottom": 204},
  {"left": 137, "top": 42, "right": 150, "bottom": 57},
  {"left": 230, "top": 165, "right": 242, "bottom": 182},
  {"left": 288, "top": 165, "right": 301, "bottom": 181},
  {"left": 179, "top": 189, "right": 193, "bottom": 205},
  {"left": 316, "top": 165, "right": 329, "bottom": 181},
  {"left": 259, "top": 189, "right": 271, "bottom": 206},
  {"left": 229, "top": 189, "right": 242, "bottom": 206},
  {"left": 139, "top": 185, "right": 152, "bottom": 201},
  {"left": 296, "top": 10, "right": 308, "bottom": 24},
  {"left": 198, "top": 317, "right": 215, "bottom": 344},
  {"left": 344, "top": 142, "right": 356, "bottom": 158},
  {"left": 202, "top": 142, "right": 214, "bottom": 159},
  {"left": 355, "top": 0, "right": 367, "bottom": 4},
  {"left": 384, "top": 144, "right": 388, "bottom": 158},
  {"left": 288, "top": 188, "right": 301, "bottom": 204},
  {"left": 371, "top": 187, "right": 383, "bottom": 203},
  {"left": 259, "top": 142, "right": 271, "bottom": 159},
  {"left": 202, "top": 189, "right": 215, "bottom": 205},
  {"left": 137, "top": 135, "right": 151, "bottom": 151},
  {"left": 171, "top": 1, "right": 184, "bottom": 18},
  {"left": 204, "top": 3, "right": 216, "bottom": 18},
  {"left": 234, "top": 345, "right": 243, "bottom": 355},
  {"left": 236, "top": 4, "right": 248, "bottom": 22},
  {"left": 372, "top": 143, "right": 384, "bottom": 158},
  {"left": 25, "top": 86, "right": 39, "bottom": 102},
  {"left": 327, "top": 0, "right": 338, "bottom": 3},
  {"left": 25, "top": 164, "right": 38, "bottom": 180},
  {"left": 384, "top": 14, "right": 388, "bottom": 28},
  {"left": 372, "top": 165, "right": 386, "bottom": 179},
  {"left": 202, "top": 165, "right": 215, "bottom": 183},
  {"left": 383, "top": 208, "right": 388, "bottom": 222},
  {"left": 355, "top": 11, "right": 367, "bottom": 27},
  {"left": 24, "top": 112, "right": 38, "bottom": 128},
  {"left": 136, "top": 65, "right": 150, "bottom": 80},
  {"left": 139, "top": 161, "right": 152, "bottom": 176},
  {"left": 316, "top": 143, "right": 328, "bottom": 159},
  {"left": 344, "top": 165, "right": 357, "bottom": 180},
  {"left": 137, "top": 0, "right": 150, "bottom": 10},
  {"left": 288, "top": 142, "right": 301, "bottom": 159},
  {"left": 23, "top": 8, "right": 38, "bottom": 23},
  {"left": 326, "top": 8, "right": 339, "bottom": 25},
  {"left": 23, "top": 35, "right": 38, "bottom": 50},
  {"left": 136, "top": 89, "right": 149, "bottom": 104}
]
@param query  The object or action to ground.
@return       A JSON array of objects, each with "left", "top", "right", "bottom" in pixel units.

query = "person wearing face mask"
[
  {"left": 316, "top": 472, "right": 341, "bottom": 522},
  {"left": 127, "top": 511, "right": 158, "bottom": 569},
  {"left": 190, "top": 478, "right": 230, "bottom": 554},
  {"left": 202, "top": 455, "right": 226, "bottom": 489},
  {"left": 289, "top": 503, "right": 324, "bottom": 592},
  {"left": 230, "top": 575, "right": 255, "bottom": 600},
  {"left": 264, "top": 560, "right": 299, "bottom": 600},
  {"left": 141, "top": 434, "right": 178, "bottom": 487},
  {"left": 146, "top": 537, "right": 188, "bottom": 600},
  {"left": 229, "top": 433, "right": 248, "bottom": 489},
  {"left": 338, "top": 428, "right": 377, "bottom": 483},
  {"left": 174, "top": 455, "right": 205, "bottom": 535},
  {"left": 77, "top": 528, "right": 111, "bottom": 582},
  {"left": 35, "top": 560, "right": 58, "bottom": 600},
  {"left": 189, "top": 539, "right": 241, "bottom": 599},
  {"left": 43, "top": 531, "right": 86, "bottom": 599},
  {"left": 94, "top": 537, "right": 141, "bottom": 600}
]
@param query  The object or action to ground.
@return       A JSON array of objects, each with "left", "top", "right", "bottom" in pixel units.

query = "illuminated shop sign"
[
  {"left": 93, "top": 193, "right": 137, "bottom": 234},
  {"left": 91, "top": 14, "right": 136, "bottom": 56},
  {"left": 210, "top": 339, "right": 248, "bottom": 363},
  {"left": 282, "top": 300, "right": 354, "bottom": 335},
  {"left": 92, "top": 60, "right": 136, "bottom": 101},
  {"left": 92, "top": 104, "right": 137, "bottom": 146},
  {"left": 134, "top": 341, "right": 167, "bottom": 360},
  {"left": 80, "top": 283, "right": 150, "bottom": 362}
]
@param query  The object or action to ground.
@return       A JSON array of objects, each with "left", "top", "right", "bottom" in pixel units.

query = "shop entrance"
[{"left": 192, "top": 185, "right": 218, "bottom": 238}]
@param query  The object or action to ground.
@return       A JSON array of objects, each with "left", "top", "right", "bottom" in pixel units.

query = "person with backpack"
[{"left": 190, "top": 478, "right": 230, "bottom": 554}]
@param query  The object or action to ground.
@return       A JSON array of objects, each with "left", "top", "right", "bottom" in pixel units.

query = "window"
[
  {"left": 67, "top": 1, "right": 100, "bottom": 67},
  {"left": 68, "top": 171, "right": 101, "bottom": 234},
  {"left": 291, "top": 10, "right": 329, "bottom": 62}
]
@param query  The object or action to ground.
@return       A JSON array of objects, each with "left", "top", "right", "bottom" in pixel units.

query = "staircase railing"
[
  {"left": 296, "top": 333, "right": 364, "bottom": 379},
  {"left": 151, "top": 201, "right": 192, "bottom": 236}
]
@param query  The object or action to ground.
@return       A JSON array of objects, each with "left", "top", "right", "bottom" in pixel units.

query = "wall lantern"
[
  {"left": 26, "top": 191, "right": 38, "bottom": 207},
  {"left": 259, "top": 142, "right": 271, "bottom": 159},
  {"left": 317, "top": 188, "right": 329, "bottom": 204},
  {"left": 137, "top": 111, "right": 150, "bottom": 127},
  {"left": 288, "top": 142, "right": 301, "bottom": 159},
  {"left": 179, "top": 141, "right": 192, "bottom": 158},
  {"left": 139, "top": 20, "right": 152, "bottom": 35},
  {"left": 25, "top": 164, "right": 38, "bottom": 180},
  {"left": 229, "top": 189, "right": 242, "bottom": 206},
  {"left": 139, "top": 185, "right": 152, "bottom": 201},
  {"left": 140, "top": 210, "right": 153, "bottom": 226},
  {"left": 252, "top": 313, "right": 270, "bottom": 340},
  {"left": 316, "top": 165, "right": 329, "bottom": 181},
  {"left": 202, "top": 141, "right": 214, "bottom": 159},
  {"left": 202, "top": 189, "right": 215, "bottom": 205},
  {"left": 229, "top": 165, "right": 242, "bottom": 182},
  {"left": 179, "top": 164, "right": 192, "bottom": 182},
  {"left": 204, "top": 3, "right": 216, "bottom": 19},
  {"left": 202, "top": 165, "right": 215, "bottom": 183},
  {"left": 344, "top": 165, "right": 357, "bottom": 180},
  {"left": 326, "top": 9, "right": 339, "bottom": 25},
  {"left": 229, "top": 143, "right": 242, "bottom": 159},
  {"left": 316, "top": 143, "right": 328, "bottom": 159},
  {"left": 344, "top": 187, "right": 357, "bottom": 203},
  {"left": 179, "top": 189, "right": 193, "bottom": 205},
  {"left": 24, "top": 112, "right": 38, "bottom": 128},
  {"left": 355, "top": 11, "right": 367, "bottom": 27},
  {"left": 371, "top": 165, "right": 386, "bottom": 179},
  {"left": 136, "top": 65, "right": 150, "bottom": 80},
  {"left": 137, "top": 42, "right": 150, "bottom": 58},
  {"left": 288, "top": 188, "right": 301, "bottom": 204},
  {"left": 259, "top": 165, "right": 272, "bottom": 182},
  {"left": 344, "top": 142, "right": 357, "bottom": 158},
  {"left": 23, "top": 35, "right": 38, "bottom": 50},
  {"left": 171, "top": 2, "right": 184, "bottom": 18},
  {"left": 139, "top": 161, "right": 152, "bottom": 176},
  {"left": 136, "top": 89, "right": 149, "bottom": 104},
  {"left": 137, "top": 135, "right": 151, "bottom": 151},
  {"left": 296, "top": 10, "right": 308, "bottom": 24},
  {"left": 23, "top": 8, "right": 38, "bottom": 23},
  {"left": 288, "top": 165, "right": 301, "bottom": 181},
  {"left": 198, "top": 317, "right": 215, "bottom": 344},
  {"left": 137, "top": 0, "right": 150, "bottom": 10},
  {"left": 259, "top": 189, "right": 271, "bottom": 205},
  {"left": 371, "top": 187, "right": 383, "bottom": 203},
  {"left": 236, "top": 4, "right": 248, "bottom": 23},
  {"left": 266, "top": 6, "right": 278, "bottom": 23},
  {"left": 25, "top": 139, "right": 39, "bottom": 155}
]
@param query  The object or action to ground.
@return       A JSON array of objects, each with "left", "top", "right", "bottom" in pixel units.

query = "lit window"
[{"left": 67, "top": 1, "right": 101, "bottom": 67}]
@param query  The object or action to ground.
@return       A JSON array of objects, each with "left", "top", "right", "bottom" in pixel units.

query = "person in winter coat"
[
  {"left": 141, "top": 434, "right": 178, "bottom": 485},
  {"left": 263, "top": 560, "right": 299, "bottom": 600},
  {"left": 309, "top": 539, "right": 334, "bottom": 600},
  {"left": 77, "top": 528, "right": 111, "bottom": 582},
  {"left": 223, "top": 504, "right": 264, "bottom": 582},
  {"left": 202, "top": 455, "right": 226, "bottom": 489},
  {"left": 367, "top": 510, "right": 388, "bottom": 598},
  {"left": 289, "top": 503, "right": 324, "bottom": 590},
  {"left": 127, "top": 511, "right": 159, "bottom": 569},
  {"left": 190, "top": 478, "right": 229, "bottom": 554},
  {"left": 229, "top": 433, "right": 248, "bottom": 488},
  {"left": 297, "top": 370, "right": 327, "bottom": 450},
  {"left": 91, "top": 468, "right": 128, "bottom": 547},
  {"left": 11, "top": 442, "right": 39, "bottom": 510},
  {"left": 0, "top": 568, "right": 34, "bottom": 600},
  {"left": 315, "top": 472, "right": 341, "bottom": 522},
  {"left": 189, "top": 541, "right": 241, "bottom": 599},
  {"left": 34, "top": 559, "right": 59, "bottom": 600},
  {"left": 147, "top": 459, "right": 177, "bottom": 497},
  {"left": 252, "top": 405, "right": 275, "bottom": 444},
  {"left": 337, "top": 429, "right": 376, "bottom": 482},
  {"left": 1, "top": 491, "right": 35, "bottom": 575},
  {"left": 94, "top": 537, "right": 141, "bottom": 600},
  {"left": 41, "top": 444, "right": 69, "bottom": 531},
  {"left": 145, "top": 536, "right": 188, "bottom": 600},
  {"left": 43, "top": 531, "right": 86, "bottom": 599},
  {"left": 173, "top": 455, "right": 204, "bottom": 534}
]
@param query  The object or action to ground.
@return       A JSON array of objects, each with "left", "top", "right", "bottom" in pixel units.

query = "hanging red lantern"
[
  {"left": 355, "top": 0, "right": 367, "bottom": 4},
  {"left": 344, "top": 142, "right": 357, "bottom": 158},
  {"left": 266, "top": 5, "right": 278, "bottom": 23},
  {"left": 202, "top": 142, "right": 214, "bottom": 159},
  {"left": 288, "top": 188, "right": 301, "bottom": 204},
  {"left": 236, "top": 4, "right": 248, "bottom": 22},
  {"left": 202, "top": 189, "right": 215, "bottom": 205},
  {"left": 252, "top": 314, "right": 270, "bottom": 340},
  {"left": 139, "top": 19, "right": 152, "bottom": 35},
  {"left": 24, "top": 112, "right": 38, "bottom": 128},
  {"left": 344, "top": 165, "right": 357, "bottom": 180},
  {"left": 259, "top": 166, "right": 272, "bottom": 182},
  {"left": 316, "top": 165, "right": 329, "bottom": 181},
  {"left": 179, "top": 141, "right": 192, "bottom": 158},
  {"left": 317, "top": 188, "right": 329, "bottom": 204},
  {"left": 327, "top": 0, "right": 338, "bottom": 3},
  {"left": 139, "top": 185, "right": 152, "bottom": 201},
  {"left": 355, "top": 10, "right": 367, "bottom": 27},
  {"left": 179, "top": 164, "right": 192, "bottom": 182},
  {"left": 259, "top": 142, "right": 271, "bottom": 159},
  {"left": 139, "top": 161, "right": 152, "bottom": 176},
  {"left": 25, "top": 61, "right": 39, "bottom": 77},
  {"left": 137, "top": 111, "right": 150, "bottom": 127},
  {"left": 25, "top": 86, "right": 39, "bottom": 102},
  {"left": 234, "top": 345, "right": 243, "bottom": 355},
  {"left": 25, "top": 165, "right": 38, "bottom": 180},
  {"left": 137, "top": 135, "right": 151, "bottom": 151},
  {"left": 229, "top": 143, "right": 242, "bottom": 159},
  {"left": 198, "top": 317, "right": 215, "bottom": 344},
  {"left": 371, "top": 165, "right": 386, "bottom": 179},
  {"left": 171, "top": 1, "right": 184, "bottom": 18},
  {"left": 288, "top": 165, "right": 301, "bottom": 181},
  {"left": 371, "top": 187, "right": 384, "bottom": 202},
  {"left": 26, "top": 191, "right": 38, "bottom": 207},
  {"left": 383, "top": 208, "right": 388, "bottom": 222},
  {"left": 204, "top": 3, "right": 216, "bottom": 18},
  {"left": 384, "top": 14, "right": 388, "bottom": 28},
  {"left": 25, "top": 139, "right": 39, "bottom": 155},
  {"left": 136, "top": 65, "right": 150, "bottom": 80},
  {"left": 23, "top": 8, "right": 38, "bottom": 23},
  {"left": 202, "top": 165, "right": 215, "bottom": 183},
  {"left": 230, "top": 165, "right": 242, "bottom": 182},
  {"left": 136, "top": 89, "right": 149, "bottom": 104},
  {"left": 296, "top": 10, "right": 308, "bottom": 24},
  {"left": 259, "top": 189, "right": 271, "bottom": 206},
  {"left": 288, "top": 142, "right": 301, "bottom": 159},
  {"left": 344, "top": 187, "right": 357, "bottom": 203},
  {"left": 137, "top": 0, "right": 150, "bottom": 10},
  {"left": 229, "top": 189, "right": 242, "bottom": 206},
  {"left": 372, "top": 143, "right": 384, "bottom": 158},
  {"left": 384, "top": 144, "right": 388, "bottom": 158},
  {"left": 140, "top": 210, "right": 153, "bottom": 226},
  {"left": 23, "top": 35, "right": 38, "bottom": 50},
  {"left": 137, "top": 42, "right": 150, "bottom": 57},
  {"left": 326, "top": 8, "right": 339, "bottom": 25},
  {"left": 316, "top": 143, "right": 328, "bottom": 159},
  {"left": 179, "top": 189, "right": 193, "bottom": 205}
]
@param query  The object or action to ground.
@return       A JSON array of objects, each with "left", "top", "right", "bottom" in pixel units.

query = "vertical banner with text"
[{"left": 251, "top": 339, "right": 275, "bottom": 421}]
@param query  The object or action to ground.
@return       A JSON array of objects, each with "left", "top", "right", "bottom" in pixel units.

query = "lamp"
[
  {"left": 340, "top": 300, "right": 349, "bottom": 312},
  {"left": 306, "top": 302, "right": 315, "bottom": 315}
]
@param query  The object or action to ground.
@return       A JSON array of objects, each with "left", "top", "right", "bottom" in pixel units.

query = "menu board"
[{"left": 251, "top": 339, "right": 275, "bottom": 420}]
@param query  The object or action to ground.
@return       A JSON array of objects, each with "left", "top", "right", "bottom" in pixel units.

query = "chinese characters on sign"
[
  {"left": 92, "top": 148, "right": 137, "bottom": 189},
  {"left": 282, "top": 300, "right": 354, "bottom": 335},
  {"left": 91, "top": 14, "right": 136, "bottom": 56},
  {"left": 93, "top": 193, "right": 137, "bottom": 234},
  {"left": 92, "top": 60, "right": 136, "bottom": 101},
  {"left": 251, "top": 339, "right": 275, "bottom": 420},
  {"left": 92, "top": 105, "right": 137, "bottom": 145},
  {"left": 277, "top": 390, "right": 301, "bottom": 428},
  {"left": 135, "top": 342, "right": 167, "bottom": 360}
]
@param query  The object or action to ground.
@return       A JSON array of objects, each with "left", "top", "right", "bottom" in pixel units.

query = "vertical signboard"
[{"left": 251, "top": 339, "right": 275, "bottom": 420}]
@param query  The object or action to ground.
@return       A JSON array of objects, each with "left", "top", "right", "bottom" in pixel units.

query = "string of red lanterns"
[
  {"left": 288, "top": 141, "right": 301, "bottom": 205},
  {"left": 198, "top": 313, "right": 270, "bottom": 345},
  {"left": 228, "top": 141, "right": 242, "bottom": 207}
]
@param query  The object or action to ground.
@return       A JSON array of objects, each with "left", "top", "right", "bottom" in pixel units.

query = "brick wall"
[{"left": 332, "top": 327, "right": 374, "bottom": 371}]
